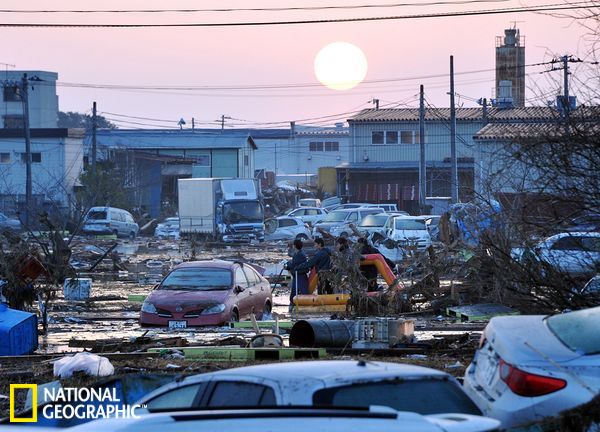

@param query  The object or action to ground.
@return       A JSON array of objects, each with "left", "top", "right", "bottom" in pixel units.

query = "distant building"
[
  {"left": 1, "top": 70, "right": 58, "bottom": 128},
  {"left": 0, "top": 128, "right": 84, "bottom": 216},
  {"left": 85, "top": 129, "right": 257, "bottom": 217},
  {"left": 495, "top": 28, "right": 525, "bottom": 107},
  {"left": 192, "top": 125, "right": 350, "bottom": 178},
  {"left": 341, "top": 107, "right": 558, "bottom": 213}
]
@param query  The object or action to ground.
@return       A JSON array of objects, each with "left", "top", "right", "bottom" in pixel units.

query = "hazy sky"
[{"left": 1, "top": 0, "right": 595, "bottom": 129}]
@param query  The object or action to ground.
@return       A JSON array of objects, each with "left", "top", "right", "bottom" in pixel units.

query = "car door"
[
  {"left": 292, "top": 209, "right": 306, "bottom": 222},
  {"left": 233, "top": 266, "right": 252, "bottom": 318},
  {"left": 244, "top": 266, "right": 268, "bottom": 315},
  {"left": 545, "top": 236, "right": 588, "bottom": 274}
]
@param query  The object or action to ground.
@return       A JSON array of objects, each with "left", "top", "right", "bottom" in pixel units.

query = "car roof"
[
  {"left": 185, "top": 360, "right": 447, "bottom": 383},
  {"left": 548, "top": 232, "right": 600, "bottom": 240},
  {"left": 174, "top": 259, "right": 238, "bottom": 270},
  {"left": 292, "top": 206, "right": 322, "bottom": 211}
]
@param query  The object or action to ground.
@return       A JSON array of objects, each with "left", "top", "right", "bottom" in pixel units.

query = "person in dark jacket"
[
  {"left": 296, "top": 237, "right": 332, "bottom": 294},
  {"left": 286, "top": 239, "right": 309, "bottom": 310}
]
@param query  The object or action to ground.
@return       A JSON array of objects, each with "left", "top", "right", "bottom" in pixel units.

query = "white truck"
[{"left": 178, "top": 178, "right": 265, "bottom": 242}]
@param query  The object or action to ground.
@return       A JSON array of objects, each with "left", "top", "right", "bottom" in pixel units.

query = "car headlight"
[
  {"left": 141, "top": 301, "right": 157, "bottom": 314},
  {"left": 201, "top": 303, "right": 226, "bottom": 315}
]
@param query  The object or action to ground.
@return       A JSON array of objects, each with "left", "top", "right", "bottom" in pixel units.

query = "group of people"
[{"left": 285, "top": 236, "right": 395, "bottom": 309}]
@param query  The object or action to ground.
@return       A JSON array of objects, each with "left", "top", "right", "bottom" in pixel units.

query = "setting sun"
[{"left": 314, "top": 42, "right": 368, "bottom": 90}]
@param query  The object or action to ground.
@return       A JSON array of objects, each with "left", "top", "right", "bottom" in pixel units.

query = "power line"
[
  {"left": 0, "top": 2, "right": 595, "bottom": 27},
  {"left": 53, "top": 61, "right": 552, "bottom": 92},
  {"left": 0, "top": 0, "right": 516, "bottom": 14}
]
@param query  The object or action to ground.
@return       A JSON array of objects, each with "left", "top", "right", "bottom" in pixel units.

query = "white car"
[
  {"left": 384, "top": 215, "right": 432, "bottom": 251},
  {"left": 265, "top": 216, "right": 311, "bottom": 241},
  {"left": 357, "top": 213, "right": 392, "bottom": 237},
  {"left": 286, "top": 207, "right": 328, "bottom": 225},
  {"left": 298, "top": 198, "right": 321, "bottom": 208},
  {"left": 66, "top": 407, "right": 499, "bottom": 432},
  {"left": 136, "top": 360, "right": 486, "bottom": 418},
  {"left": 463, "top": 306, "right": 600, "bottom": 429},
  {"left": 512, "top": 232, "right": 600, "bottom": 277},
  {"left": 154, "top": 217, "right": 180, "bottom": 239},
  {"left": 315, "top": 208, "right": 384, "bottom": 237}
]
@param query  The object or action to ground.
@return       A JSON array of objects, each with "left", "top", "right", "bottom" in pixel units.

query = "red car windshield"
[{"left": 159, "top": 268, "right": 232, "bottom": 291}]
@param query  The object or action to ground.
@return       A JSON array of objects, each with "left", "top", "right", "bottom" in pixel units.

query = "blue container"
[{"left": 0, "top": 304, "right": 38, "bottom": 355}]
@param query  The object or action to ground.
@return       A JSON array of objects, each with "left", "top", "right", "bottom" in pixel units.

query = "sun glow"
[{"left": 314, "top": 42, "right": 368, "bottom": 90}]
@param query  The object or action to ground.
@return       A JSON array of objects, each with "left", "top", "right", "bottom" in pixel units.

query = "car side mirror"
[{"left": 234, "top": 285, "right": 245, "bottom": 294}]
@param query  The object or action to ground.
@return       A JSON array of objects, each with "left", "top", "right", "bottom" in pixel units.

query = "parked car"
[
  {"left": 321, "top": 196, "right": 342, "bottom": 211},
  {"left": 154, "top": 217, "right": 180, "bottom": 239},
  {"left": 463, "top": 306, "right": 600, "bottom": 429},
  {"left": 265, "top": 216, "right": 311, "bottom": 241},
  {"left": 565, "top": 213, "right": 600, "bottom": 233},
  {"left": 357, "top": 213, "right": 392, "bottom": 237},
  {"left": 384, "top": 215, "right": 432, "bottom": 251},
  {"left": 424, "top": 215, "right": 441, "bottom": 241},
  {"left": 68, "top": 407, "right": 500, "bottom": 432},
  {"left": 82, "top": 206, "right": 139, "bottom": 238},
  {"left": 319, "top": 208, "right": 385, "bottom": 237},
  {"left": 140, "top": 260, "right": 272, "bottom": 327},
  {"left": 298, "top": 198, "right": 321, "bottom": 208},
  {"left": 362, "top": 203, "right": 399, "bottom": 212},
  {"left": 0, "top": 212, "right": 21, "bottom": 231},
  {"left": 286, "top": 207, "right": 328, "bottom": 225},
  {"left": 137, "top": 360, "right": 487, "bottom": 419},
  {"left": 512, "top": 232, "right": 600, "bottom": 277}
]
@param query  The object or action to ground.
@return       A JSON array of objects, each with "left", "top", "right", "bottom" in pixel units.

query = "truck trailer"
[{"left": 178, "top": 178, "right": 265, "bottom": 242}]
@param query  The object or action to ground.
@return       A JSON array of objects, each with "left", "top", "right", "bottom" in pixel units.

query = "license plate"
[
  {"left": 476, "top": 353, "right": 498, "bottom": 386},
  {"left": 168, "top": 320, "right": 187, "bottom": 329}
]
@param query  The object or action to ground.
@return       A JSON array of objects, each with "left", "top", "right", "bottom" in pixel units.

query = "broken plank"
[
  {"left": 148, "top": 347, "right": 326, "bottom": 361},
  {"left": 227, "top": 321, "right": 294, "bottom": 330},
  {"left": 446, "top": 303, "right": 520, "bottom": 322}
]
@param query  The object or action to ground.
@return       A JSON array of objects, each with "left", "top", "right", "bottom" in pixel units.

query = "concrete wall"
[{"left": 1, "top": 71, "right": 58, "bottom": 128}]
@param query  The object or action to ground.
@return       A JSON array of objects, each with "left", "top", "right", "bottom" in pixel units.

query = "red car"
[{"left": 140, "top": 260, "right": 272, "bottom": 327}]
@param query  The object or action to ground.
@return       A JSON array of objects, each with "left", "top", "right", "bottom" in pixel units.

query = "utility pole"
[
  {"left": 191, "top": 117, "right": 195, "bottom": 131},
  {"left": 92, "top": 101, "right": 97, "bottom": 177},
  {"left": 21, "top": 73, "right": 32, "bottom": 229},
  {"left": 449, "top": 56, "right": 459, "bottom": 204},
  {"left": 419, "top": 84, "right": 426, "bottom": 211}
]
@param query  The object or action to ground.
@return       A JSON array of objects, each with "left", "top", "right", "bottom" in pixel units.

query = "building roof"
[
  {"left": 85, "top": 129, "right": 257, "bottom": 150},
  {"left": 0, "top": 128, "right": 84, "bottom": 139},
  {"left": 348, "top": 106, "right": 577, "bottom": 123},
  {"left": 474, "top": 110, "right": 600, "bottom": 141}
]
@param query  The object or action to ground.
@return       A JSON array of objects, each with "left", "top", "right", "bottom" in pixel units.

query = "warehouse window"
[
  {"left": 3, "top": 115, "right": 24, "bottom": 129},
  {"left": 385, "top": 131, "right": 398, "bottom": 144},
  {"left": 3, "top": 85, "right": 20, "bottom": 102},
  {"left": 401, "top": 131, "right": 414, "bottom": 144},
  {"left": 324, "top": 142, "right": 339, "bottom": 151},
  {"left": 309, "top": 141, "right": 324, "bottom": 151},
  {"left": 21, "top": 152, "right": 41, "bottom": 163},
  {"left": 371, "top": 131, "right": 384, "bottom": 145}
]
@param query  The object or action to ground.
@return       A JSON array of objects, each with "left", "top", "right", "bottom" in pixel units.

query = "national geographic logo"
[
  {"left": 10, "top": 384, "right": 37, "bottom": 423},
  {"left": 9, "top": 384, "right": 143, "bottom": 423}
]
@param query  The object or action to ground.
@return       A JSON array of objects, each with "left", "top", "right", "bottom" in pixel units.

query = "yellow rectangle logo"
[{"left": 9, "top": 384, "right": 37, "bottom": 423}]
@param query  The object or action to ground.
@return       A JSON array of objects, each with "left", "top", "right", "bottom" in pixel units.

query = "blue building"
[{"left": 86, "top": 129, "right": 256, "bottom": 217}]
